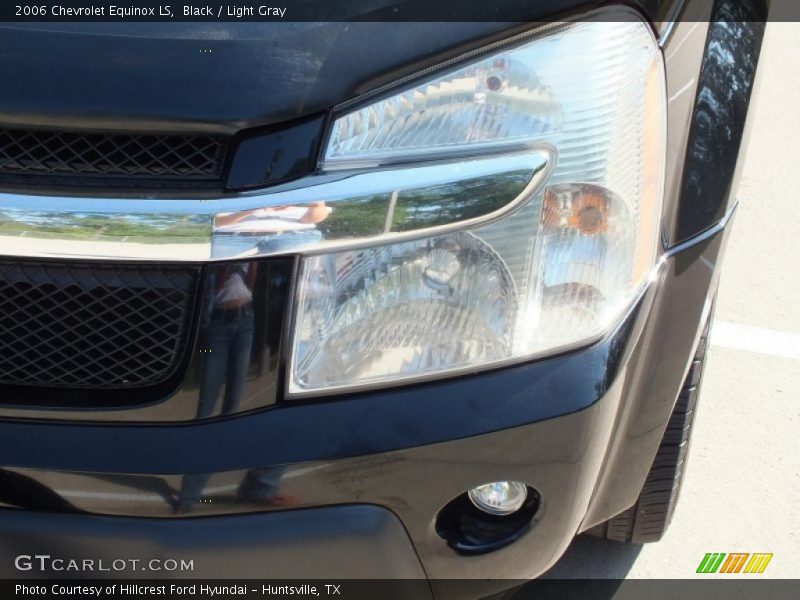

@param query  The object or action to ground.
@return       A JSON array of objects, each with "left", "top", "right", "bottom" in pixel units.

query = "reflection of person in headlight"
[{"left": 215, "top": 201, "right": 332, "bottom": 255}]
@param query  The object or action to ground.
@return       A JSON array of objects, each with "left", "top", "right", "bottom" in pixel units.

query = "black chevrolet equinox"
[{"left": 0, "top": 0, "right": 766, "bottom": 595}]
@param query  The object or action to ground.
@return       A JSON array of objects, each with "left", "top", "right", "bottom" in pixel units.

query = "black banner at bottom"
[{"left": 4, "top": 580, "right": 800, "bottom": 600}]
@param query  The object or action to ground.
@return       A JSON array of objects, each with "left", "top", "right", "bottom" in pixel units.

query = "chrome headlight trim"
[{"left": 0, "top": 149, "right": 550, "bottom": 262}]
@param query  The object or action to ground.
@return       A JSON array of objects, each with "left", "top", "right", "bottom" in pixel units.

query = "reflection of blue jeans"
[
  {"left": 238, "top": 466, "right": 287, "bottom": 501},
  {"left": 257, "top": 228, "right": 323, "bottom": 253},
  {"left": 181, "top": 310, "right": 253, "bottom": 512},
  {"left": 178, "top": 472, "right": 209, "bottom": 512},
  {"left": 214, "top": 229, "right": 324, "bottom": 258},
  {"left": 179, "top": 465, "right": 288, "bottom": 513},
  {"left": 196, "top": 309, "right": 254, "bottom": 419},
  {"left": 212, "top": 235, "right": 260, "bottom": 259}
]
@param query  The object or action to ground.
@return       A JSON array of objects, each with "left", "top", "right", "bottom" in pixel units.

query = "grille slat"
[
  {"left": 0, "top": 262, "right": 199, "bottom": 389},
  {"left": 0, "top": 127, "right": 227, "bottom": 185}
]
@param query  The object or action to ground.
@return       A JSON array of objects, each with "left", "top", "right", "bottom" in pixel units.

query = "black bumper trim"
[{"left": 0, "top": 504, "right": 429, "bottom": 582}]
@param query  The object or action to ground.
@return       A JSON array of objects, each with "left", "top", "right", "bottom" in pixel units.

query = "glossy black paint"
[
  {"left": 0, "top": 295, "right": 638, "bottom": 471},
  {"left": 669, "top": 0, "right": 766, "bottom": 244},
  {"left": 0, "top": 23, "right": 511, "bottom": 131},
  {"left": 0, "top": 392, "right": 629, "bottom": 584},
  {"left": 0, "top": 3, "right": 681, "bottom": 132},
  {"left": 582, "top": 213, "right": 735, "bottom": 529},
  {"left": 226, "top": 114, "right": 326, "bottom": 189},
  {"left": 0, "top": 3, "right": 688, "bottom": 198},
  {"left": 0, "top": 505, "right": 430, "bottom": 582},
  {"left": 0, "top": 222, "right": 730, "bottom": 584},
  {"left": 435, "top": 487, "right": 541, "bottom": 555}
]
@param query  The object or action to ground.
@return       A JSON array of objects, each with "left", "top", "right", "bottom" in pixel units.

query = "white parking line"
[{"left": 711, "top": 320, "right": 800, "bottom": 360}]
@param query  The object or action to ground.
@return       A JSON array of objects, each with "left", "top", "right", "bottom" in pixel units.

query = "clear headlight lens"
[
  {"left": 323, "top": 48, "right": 563, "bottom": 169},
  {"left": 290, "top": 13, "right": 665, "bottom": 396}
]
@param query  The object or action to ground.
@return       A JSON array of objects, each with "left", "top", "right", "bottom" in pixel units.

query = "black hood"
[
  {"left": 0, "top": 22, "right": 515, "bottom": 132},
  {"left": 0, "top": 0, "right": 674, "bottom": 133}
]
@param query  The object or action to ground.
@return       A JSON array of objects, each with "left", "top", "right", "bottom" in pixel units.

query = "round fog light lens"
[{"left": 468, "top": 481, "right": 528, "bottom": 516}]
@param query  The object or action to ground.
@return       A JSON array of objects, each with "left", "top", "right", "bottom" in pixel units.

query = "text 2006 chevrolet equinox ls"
[{"left": 0, "top": 0, "right": 765, "bottom": 594}]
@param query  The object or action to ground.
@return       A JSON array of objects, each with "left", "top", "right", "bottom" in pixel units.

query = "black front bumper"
[
  {"left": 0, "top": 218, "right": 731, "bottom": 586},
  {"left": 0, "top": 505, "right": 428, "bottom": 580}
]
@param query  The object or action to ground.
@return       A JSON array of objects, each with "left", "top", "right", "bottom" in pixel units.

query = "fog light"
[{"left": 468, "top": 481, "right": 528, "bottom": 516}]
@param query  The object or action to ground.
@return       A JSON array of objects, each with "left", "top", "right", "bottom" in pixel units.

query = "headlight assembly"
[{"left": 289, "top": 11, "right": 666, "bottom": 396}]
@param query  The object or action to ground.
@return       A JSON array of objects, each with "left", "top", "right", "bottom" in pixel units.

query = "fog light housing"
[
  {"left": 468, "top": 481, "right": 528, "bottom": 515},
  {"left": 436, "top": 484, "right": 540, "bottom": 554}
]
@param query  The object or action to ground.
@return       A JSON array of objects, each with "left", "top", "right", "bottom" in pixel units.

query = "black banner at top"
[
  {"left": 0, "top": 0, "right": 791, "bottom": 23},
  {"left": 0, "top": 0, "right": 563, "bottom": 22}
]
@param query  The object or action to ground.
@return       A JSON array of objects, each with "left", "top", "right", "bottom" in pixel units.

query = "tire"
[{"left": 587, "top": 314, "right": 712, "bottom": 543}]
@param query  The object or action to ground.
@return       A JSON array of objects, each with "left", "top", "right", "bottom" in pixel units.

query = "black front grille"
[
  {"left": 0, "top": 127, "right": 228, "bottom": 186},
  {"left": 0, "top": 261, "right": 200, "bottom": 389}
]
